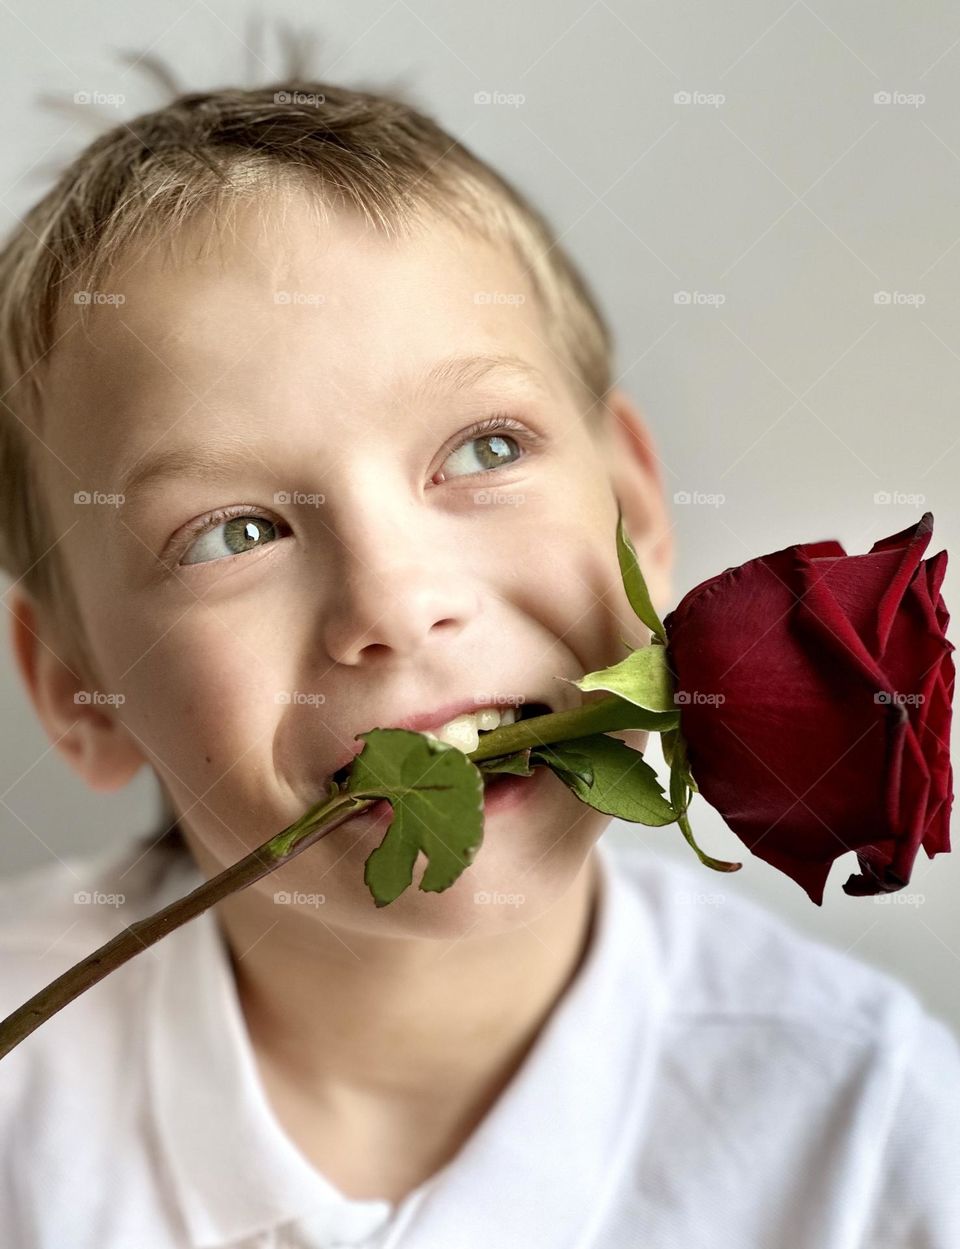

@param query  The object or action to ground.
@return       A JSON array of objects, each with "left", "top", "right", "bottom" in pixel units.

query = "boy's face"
[{"left": 36, "top": 192, "right": 671, "bottom": 936}]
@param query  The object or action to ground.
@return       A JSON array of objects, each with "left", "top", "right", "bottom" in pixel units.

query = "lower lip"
[
  {"left": 480, "top": 764, "right": 548, "bottom": 813},
  {"left": 355, "top": 763, "right": 548, "bottom": 825}
]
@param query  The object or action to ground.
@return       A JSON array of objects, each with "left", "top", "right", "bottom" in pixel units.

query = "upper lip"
[{"left": 320, "top": 693, "right": 560, "bottom": 785}]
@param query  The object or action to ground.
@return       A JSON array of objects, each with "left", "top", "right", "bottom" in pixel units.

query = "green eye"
[
  {"left": 181, "top": 513, "right": 286, "bottom": 566},
  {"left": 441, "top": 431, "right": 522, "bottom": 477},
  {"left": 435, "top": 415, "right": 530, "bottom": 482}
]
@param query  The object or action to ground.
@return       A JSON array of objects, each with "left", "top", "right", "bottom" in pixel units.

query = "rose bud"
[{"left": 662, "top": 513, "right": 954, "bottom": 905}]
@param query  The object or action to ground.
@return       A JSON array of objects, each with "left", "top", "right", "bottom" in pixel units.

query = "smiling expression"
[{"left": 36, "top": 192, "right": 667, "bottom": 935}]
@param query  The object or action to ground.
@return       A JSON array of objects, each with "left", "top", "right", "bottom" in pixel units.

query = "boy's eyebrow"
[{"left": 116, "top": 352, "right": 551, "bottom": 500}]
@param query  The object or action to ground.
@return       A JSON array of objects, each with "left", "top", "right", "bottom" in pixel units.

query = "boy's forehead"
[
  {"left": 59, "top": 200, "right": 547, "bottom": 368},
  {"left": 45, "top": 198, "right": 565, "bottom": 463}
]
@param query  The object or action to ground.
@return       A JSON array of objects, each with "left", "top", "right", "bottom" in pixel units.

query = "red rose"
[{"left": 661, "top": 513, "right": 954, "bottom": 905}]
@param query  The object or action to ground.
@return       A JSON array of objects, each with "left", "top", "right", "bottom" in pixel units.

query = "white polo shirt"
[{"left": 1, "top": 829, "right": 959, "bottom": 1249}]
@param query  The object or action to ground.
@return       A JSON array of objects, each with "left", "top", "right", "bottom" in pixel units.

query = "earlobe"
[
  {"left": 599, "top": 388, "right": 675, "bottom": 616},
  {"left": 7, "top": 588, "right": 145, "bottom": 794}
]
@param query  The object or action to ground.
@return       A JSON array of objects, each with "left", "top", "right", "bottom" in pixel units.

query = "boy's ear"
[
  {"left": 596, "top": 387, "right": 674, "bottom": 617},
  {"left": 6, "top": 588, "right": 146, "bottom": 793}
]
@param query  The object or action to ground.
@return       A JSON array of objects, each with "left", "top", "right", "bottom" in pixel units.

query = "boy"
[{"left": 1, "top": 71, "right": 958, "bottom": 1249}]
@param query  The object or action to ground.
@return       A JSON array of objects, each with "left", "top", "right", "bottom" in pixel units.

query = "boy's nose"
[{"left": 321, "top": 541, "right": 481, "bottom": 666}]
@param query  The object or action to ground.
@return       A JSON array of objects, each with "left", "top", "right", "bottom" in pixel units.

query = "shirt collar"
[
  {"left": 146, "top": 851, "right": 396, "bottom": 1248},
  {"left": 146, "top": 836, "right": 665, "bottom": 1249},
  {"left": 392, "top": 836, "right": 668, "bottom": 1248}
]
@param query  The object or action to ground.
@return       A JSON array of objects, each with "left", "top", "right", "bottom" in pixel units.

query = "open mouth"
[
  {"left": 494, "top": 701, "right": 552, "bottom": 726},
  {"left": 478, "top": 702, "right": 551, "bottom": 784},
  {"left": 328, "top": 700, "right": 555, "bottom": 790}
]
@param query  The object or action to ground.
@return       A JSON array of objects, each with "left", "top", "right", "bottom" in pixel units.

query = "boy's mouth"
[
  {"left": 324, "top": 698, "right": 555, "bottom": 791},
  {"left": 418, "top": 700, "right": 553, "bottom": 752}
]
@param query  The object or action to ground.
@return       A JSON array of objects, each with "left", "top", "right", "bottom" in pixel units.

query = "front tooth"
[
  {"left": 475, "top": 708, "right": 501, "bottom": 731},
  {"left": 501, "top": 707, "right": 517, "bottom": 725},
  {"left": 425, "top": 714, "right": 481, "bottom": 754}
]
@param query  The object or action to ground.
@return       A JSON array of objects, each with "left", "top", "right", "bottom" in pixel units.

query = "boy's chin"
[
  {"left": 313, "top": 776, "right": 603, "bottom": 938},
  {"left": 340, "top": 854, "right": 598, "bottom": 940}
]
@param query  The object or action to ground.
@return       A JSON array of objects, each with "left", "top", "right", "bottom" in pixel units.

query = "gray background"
[{"left": 2, "top": 1, "right": 959, "bottom": 1034}]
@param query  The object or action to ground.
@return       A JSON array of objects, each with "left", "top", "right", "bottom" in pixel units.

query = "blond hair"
[{"left": 0, "top": 60, "right": 614, "bottom": 684}]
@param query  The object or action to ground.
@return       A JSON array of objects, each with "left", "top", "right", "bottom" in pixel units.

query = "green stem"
[
  {"left": 0, "top": 693, "right": 663, "bottom": 1061},
  {"left": 469, "top": 694, "right": 661, "bottom": 763},
  {"left": 668, "top": 733, "right": 741, "bottom": 875},
  {"left": 0, "top": 791, "right": 367, "bottom": 1062}
]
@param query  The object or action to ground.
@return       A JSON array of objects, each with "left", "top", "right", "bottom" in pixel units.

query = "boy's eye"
[
  {"left": 176, "top": 416, "right": 533, "bottom": 568},
  {"left": 180, "top": 514, "right": 288, "bottom": 567},
  {"left": 433, "top": 420, "right": 525, "bottom": 483}
]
